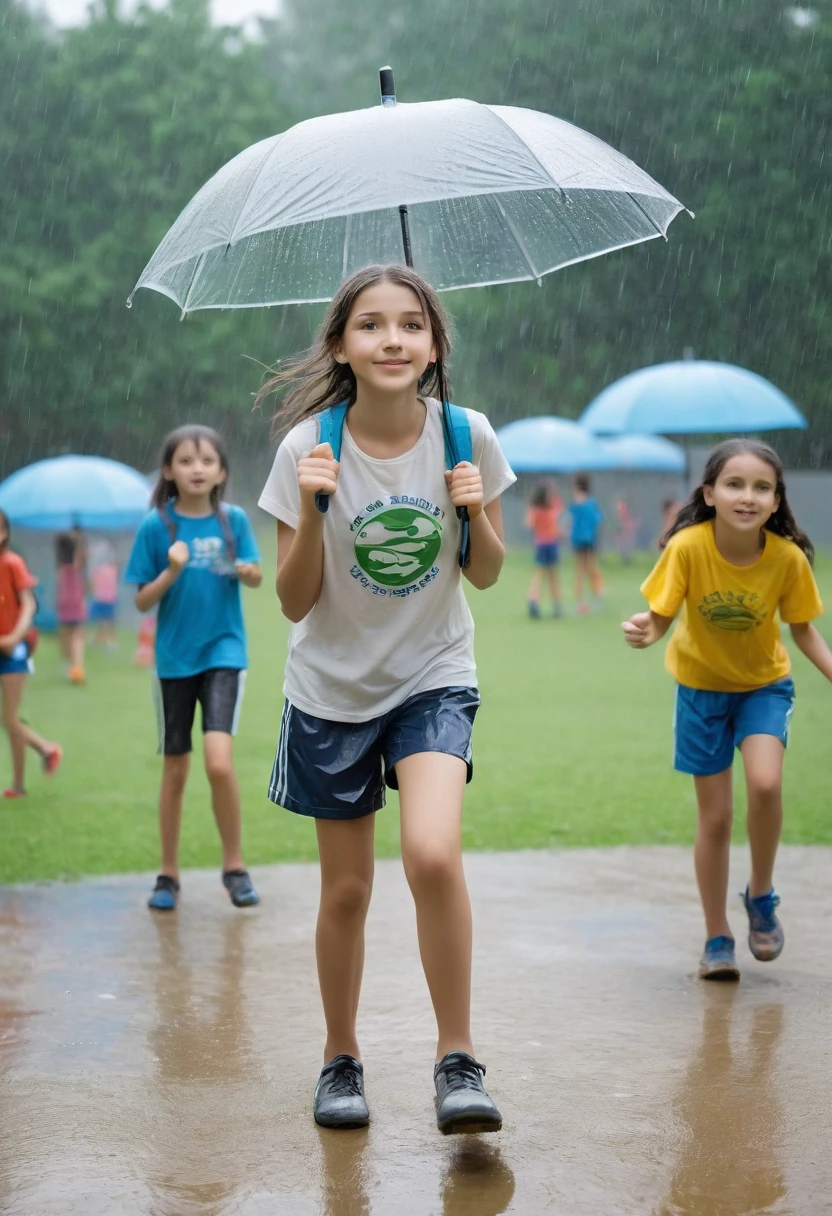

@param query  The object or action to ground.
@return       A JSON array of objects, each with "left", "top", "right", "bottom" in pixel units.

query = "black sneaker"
[
  {"left": 434, "top": 1051, "right": 502, "bottom": 1134},
  {"left": 222, "top": 869, "right": 260, "bottom": 907},
  {"left": 148, "top": 874, "right": 180, "bottom": 911},
  {"left": 313, "top": 1055, "right": 369, "bottom": 1129}
]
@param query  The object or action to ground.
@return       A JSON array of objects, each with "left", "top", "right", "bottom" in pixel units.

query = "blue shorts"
[
  {"left": 269, "top": 685, "right": 480, "bottom": 820},
  {"left": 674, "top": 677, "right": 795, "bottom": 776},
  {"left": 534, "top": 542, "right": 560, "bottom": 567},
  {"left": 0, "top": 640, "right": 32, "bottom": 677},
  {"left": 572, "top": 541, "right": 597, "bottom": 554},
  {"left": 90, "top": 601, "right": 116, "bottom": 622}
]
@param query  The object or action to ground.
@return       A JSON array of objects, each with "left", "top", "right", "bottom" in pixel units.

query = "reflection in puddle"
[
  {"left": 441, "top": 1141, "right": 516, "bottom": 1215},
  {"left": 146, "top": 914, "right": 256, "bottom": 1216},
  {"left": 657, "top": 988, "right": 786, "bottom": 1215}
]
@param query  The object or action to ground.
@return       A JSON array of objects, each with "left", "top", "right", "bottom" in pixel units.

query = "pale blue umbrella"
[
  {"left": 598, "top": 434, "right": 686, "bottom": 472},
  {"left": 0, "top": 455, "right": 151, "bottom": 531},
  {"left": 496, "top": 416, "right": 617, "bottom": 473},
  {"left": 579, "top": 361, "right": 807, "bottom": 435}
]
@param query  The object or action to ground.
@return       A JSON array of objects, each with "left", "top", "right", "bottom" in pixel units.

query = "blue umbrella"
[
  {"left": 0, "top": 455, "right": 151, "bottom": 531},
  {"left": 496, "top": 416, "right": 617, "bottom": 473},
  {"left": 579, "top": 361, "right": 807, "bottom": 435},
  {"left": 598, "top": 434, "right": 686, "bottom": 473}
]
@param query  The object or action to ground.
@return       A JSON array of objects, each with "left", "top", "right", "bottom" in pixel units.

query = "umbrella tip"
[{"left": 379, "top": 66, "right": 396, "bottom": 106}]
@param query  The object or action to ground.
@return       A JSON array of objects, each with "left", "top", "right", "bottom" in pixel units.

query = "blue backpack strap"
[
  {"left": 441, "top": 401, "right": 472, "bottom": 469},
  {"left": 314, "top": 401, "right": 349, "bottom": 514},
  {"left": 441, "top": 401, "right": 473, "bottom": 569}
]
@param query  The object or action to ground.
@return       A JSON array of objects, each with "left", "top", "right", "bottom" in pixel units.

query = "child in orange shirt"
[
  {"left": 0, "top": 511, "right": 62, "bottom": 797},
  {"left": 525, "top": 481, "right": 563, "bottom": 618}
]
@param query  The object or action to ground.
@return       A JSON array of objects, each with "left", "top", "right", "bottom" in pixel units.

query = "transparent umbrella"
[{"left": 129, "top": 68, "right": 691, "bottom": 314}]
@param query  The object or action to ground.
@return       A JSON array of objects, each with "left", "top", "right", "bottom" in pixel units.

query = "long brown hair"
[
  {"left": 150, "top": 425, "right": 236, "bottom": 561},
  {"left": 663, "top": 438, "right": 814, "bottom": 564},
  {"left": 254, "top": 264, "right": 453, "bottom": 436}
]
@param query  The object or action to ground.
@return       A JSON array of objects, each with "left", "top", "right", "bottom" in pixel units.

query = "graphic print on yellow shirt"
[{"left": 641, "top": 522, "right": 823, "bottom": 692}]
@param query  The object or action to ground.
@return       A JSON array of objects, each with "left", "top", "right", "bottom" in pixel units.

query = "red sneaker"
[
  {"left": 42, "top": 745, "right": 63, "bottom": 776},
  {"left": 3, "top": 788, "right": 26, "bottom": 799}
]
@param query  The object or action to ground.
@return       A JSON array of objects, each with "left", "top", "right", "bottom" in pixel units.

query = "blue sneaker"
[
  {"left": 222, "top": 869, "right": 260, "bottom": 907},
  {"left": 148, "top": 874, "right": 179, "bottom": 911},
  {"left": 699, "top": 935, "right": 740, "bottom": 981},
  {"left": 527, "top": 601, "right": 541, "bottom": 619},
  {"left": 743, "top": 888, "right": 784, "bottom": 962}
]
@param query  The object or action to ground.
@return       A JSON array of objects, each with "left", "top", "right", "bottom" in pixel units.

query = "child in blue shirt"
[
  {"left": 126, "top": 425, "right": 262, "bottom": 912},
  {"left": 567, "top": 474, "right": 604, "bottom": 614}
]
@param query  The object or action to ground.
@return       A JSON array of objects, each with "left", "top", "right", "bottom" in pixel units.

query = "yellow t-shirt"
[{"left": 641, "top": 522, "right": 823, "bottom": 692}]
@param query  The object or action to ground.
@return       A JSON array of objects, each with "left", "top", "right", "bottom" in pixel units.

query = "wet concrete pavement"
[{"left": 1, "top": 846, "right": 831, "bottom": 1215}]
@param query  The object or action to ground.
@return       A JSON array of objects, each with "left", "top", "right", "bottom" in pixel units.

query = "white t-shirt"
[{"left": 258, "top": 399, "right": 516, "bottom": 722}]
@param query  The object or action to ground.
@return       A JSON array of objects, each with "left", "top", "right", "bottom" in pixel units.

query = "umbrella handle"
[
  {"left": 315, "top": 492, "right": 330, "bottom": 514},
  {"left": 457, "top": 505, "right": 471, "bottom": 568}
]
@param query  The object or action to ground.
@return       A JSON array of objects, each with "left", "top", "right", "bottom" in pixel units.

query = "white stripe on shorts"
[
  {"left": 269, "top": 700, "right": 292, "bottom": 804},
  {"left": 230, "top": 670, "right": 247, "bottom": 736},
  {"left": 152, "top": 671, "right": 165, "bottom": 755}
]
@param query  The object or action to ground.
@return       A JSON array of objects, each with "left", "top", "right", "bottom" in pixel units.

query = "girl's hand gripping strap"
[{"left": 314, "top": 401, "right": 349, "bottom": 514}]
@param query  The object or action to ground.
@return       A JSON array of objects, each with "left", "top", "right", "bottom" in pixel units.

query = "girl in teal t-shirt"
[{"left": 125, "top": 425, "right": 262, "bottom": 913}]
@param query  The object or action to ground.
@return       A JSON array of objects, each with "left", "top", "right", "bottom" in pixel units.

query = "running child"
[
  {"left": 567, "top": 474, "right": 604, "bottom": 612},
  {"left": 257, "top": 264, "right": 516, "bottom": 1135},
  {"left": 55, "top": 524, "right": 88, "bottom": 683},
  {"left": 525, "top": 480, "right": 563, "bottom": 618},
  {"left": 125, "top": 426, "right": 263, "bottom": 912},
  {"left": 0, "top": 510, "right": 62, "bottom": 797},
  {"left": 622, "top": 439, "right": 831, "bottom": 980}
]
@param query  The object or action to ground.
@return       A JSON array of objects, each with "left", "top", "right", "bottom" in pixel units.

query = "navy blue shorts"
[
  {"left": 674, "top": 677, "right": 795, "bottom": 776},
  {"left": 572, "top": 541, "right": 597, "bottom": 554},
  {"left": 90, "top": 601, "right": 116, "bottom": 622},
  {"left": 269, "top": 685, "right": 480, "bottom": 820},
  {"left": 0, "top": 640, "right": 32, "bottom": 677},
  {"left": 534, "top": 542, "right": 560, "bottom": 567}
]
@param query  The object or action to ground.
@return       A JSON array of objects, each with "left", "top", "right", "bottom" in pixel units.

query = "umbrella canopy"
[
  {"left": 598, "top": 434, "right": 686, "bottom": 473},
  {"left": 579, "top": 361, "right": 807, "bottom": 435},
  {"left": 0, "top": 455, "right": 151, "bottom": 531},
  {"left": 129, "top": 70, "right": 689, "bottom": 313},
  {"left": 496, "top": 417, "right": 617, "bottom": 473}
]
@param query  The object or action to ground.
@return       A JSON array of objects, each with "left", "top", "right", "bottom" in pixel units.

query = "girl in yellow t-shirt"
[{"left": 622, "top": 439, "right": 832, "bottom": 982}]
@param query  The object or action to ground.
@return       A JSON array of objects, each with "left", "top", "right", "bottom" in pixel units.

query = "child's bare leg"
[
  {"left": 397, "top": 752, "right": 474, "bottom": 1061},
  {"left": 69, "top": 626, "right": 85, "bottom": 670},
  {"left": 1, "top": 673, "right": 52, "bottom": 790},
  {"left": 546, "top": 567, "right": 561, "bottom": 605},
  {"left": 159, "top": 753, "right": 189, "bottom": 878},
  {"left": 58, "top": 625, "right": 71, "bottom": 661},
  {"left": 740, "top": 734, "right": 784, "bottom": 898},
  {"left": 527, "top": 567, "right": 542, "bottom": 605},
  {"left": 589, "top": 555, "right": 604, "bottom": 596},
  {"left": 575, "top": 552, "right": 588, "bottom": 603},
  {"left": 203, "top": 731, "right": 245, "bottom": 873},
  {"left": 315, "top": 815, "right": 375, "bottom": 1062},
  {"left": 693, "top": 769, "right": 734, "bottom": 939}
]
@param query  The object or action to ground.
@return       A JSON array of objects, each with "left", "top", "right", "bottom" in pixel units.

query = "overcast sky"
[{"left": 27, "top": 0, "right": 280, "bottom": 30}]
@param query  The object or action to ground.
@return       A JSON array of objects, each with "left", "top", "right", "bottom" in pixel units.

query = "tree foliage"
[{"left": 1, "top": 0, "right": 830, "bottom": 476}]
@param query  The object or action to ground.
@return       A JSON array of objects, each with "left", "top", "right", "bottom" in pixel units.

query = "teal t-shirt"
[{"left": 125, "top": 504, "right": 259, "bottom": 679}]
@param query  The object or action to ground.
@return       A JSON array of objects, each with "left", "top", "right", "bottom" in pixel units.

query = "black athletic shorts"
[{"left": 153, "top": 668, "right": 246, "bottom": 756}]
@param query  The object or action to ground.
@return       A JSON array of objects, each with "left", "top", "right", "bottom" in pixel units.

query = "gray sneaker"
[
  {"left": 743, "top": 888, "right": 784, "bottom": 962},
  {"left": 434, "top": 1051, "right": 502, "bottom": 1134},
  {"left": 313, "top": 1055, "right": 369, "bottom": 1129},
  {"left": 699, "top": 935, "right": 741, "bottom": 981}
]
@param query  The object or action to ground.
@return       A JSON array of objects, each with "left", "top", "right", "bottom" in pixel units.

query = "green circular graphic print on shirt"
[{"left": 354, "top": 508, "right": 442, "bottom": 587}]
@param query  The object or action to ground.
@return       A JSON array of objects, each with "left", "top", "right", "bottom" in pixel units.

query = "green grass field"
[{"left": 1, "top": 549, "right": 830, "bottom": 884}]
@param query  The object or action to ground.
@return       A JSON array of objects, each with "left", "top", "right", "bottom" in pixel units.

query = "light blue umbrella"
[
  {"left": 496, "top": 416, "right": 617, "bottom": 473},
  {"left": 0, "top": 455, "right": 151, "bottom": 531},
  {"left": 579, "top": 361, "right": 807, "bottom": 435},
  {"left": 598, "top": 434, "right": 686, "bottom": 473}
]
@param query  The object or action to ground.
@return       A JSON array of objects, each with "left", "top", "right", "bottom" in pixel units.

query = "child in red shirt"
[
  {"left": 525, "top": 481, "right": 564, "bottom": 618},
  {"left": 0, "top": 511, "right": 62, "bottom": 796}
]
